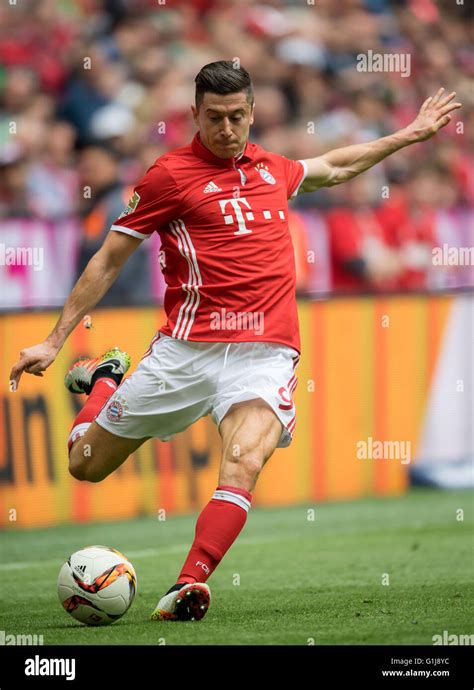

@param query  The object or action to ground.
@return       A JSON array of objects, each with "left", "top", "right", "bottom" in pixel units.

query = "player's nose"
[{"left": 221, "top": 118, "right": 233, "bottom": 137}]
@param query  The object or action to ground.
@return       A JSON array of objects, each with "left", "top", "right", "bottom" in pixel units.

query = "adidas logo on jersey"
[{"left": 203, "top": 181, "right": 222, "bottom": 193}]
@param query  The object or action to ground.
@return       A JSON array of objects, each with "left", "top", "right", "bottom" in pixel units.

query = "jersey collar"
[{"left": 192, "top": 132, "right": 252, "bottom": 168}]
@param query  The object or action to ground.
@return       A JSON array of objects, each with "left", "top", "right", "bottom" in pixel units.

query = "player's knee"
[
  {"left": 68, "top": 445, "right": 105, "bottom": 483},
  {"left": 68, "top": 458, "right": 87, "bottom": 482},
  {"left": 69, "top": 461, "right": 106, "bottom": 483},
  {"left": 223, "top": 444, "right": 265, "bottom": 482},
  {"left": 240, "top": 453, "right": 264, "bottom": 481}
]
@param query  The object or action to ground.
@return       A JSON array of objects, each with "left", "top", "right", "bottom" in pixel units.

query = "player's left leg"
[
  {"left": 151, "top": 399, "right": 281, "bottom": 621},
  {"left": 217, "top": 397, "right": 282, "bottom": 489}
]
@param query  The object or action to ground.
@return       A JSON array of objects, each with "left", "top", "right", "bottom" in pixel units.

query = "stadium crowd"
[{"left": 0, "top": 0, "right": 472, "bottom": 307}]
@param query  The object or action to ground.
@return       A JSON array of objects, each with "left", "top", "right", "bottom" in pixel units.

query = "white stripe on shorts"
[
  {"left": 170, "top": 219, "right": 202, "bottom": 340},
  {"left": 141, "top": 331, "right": 162, "bottom": 361},
  {"left": 212, "top": 489, "right": 251, "bottom": 513}
]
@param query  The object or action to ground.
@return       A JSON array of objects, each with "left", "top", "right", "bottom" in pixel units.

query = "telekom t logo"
[{"left": 219, "top": 198, "right": 253, "bottom": 236}]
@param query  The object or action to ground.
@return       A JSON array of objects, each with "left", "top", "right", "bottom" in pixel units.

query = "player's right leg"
[
  {"left": 68, "top": 422, "right": 147, "bottom": 483},
  {"left": 65, "top": 347, "right": 149, "bottom": 482}
]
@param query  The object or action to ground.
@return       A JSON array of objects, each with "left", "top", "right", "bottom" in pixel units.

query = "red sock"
[
  {"left": 67, "top": 378, "right": 117, "bottom": 451},
  {"left": 177, "top": 485, "right": 252, "bottom": 584}
]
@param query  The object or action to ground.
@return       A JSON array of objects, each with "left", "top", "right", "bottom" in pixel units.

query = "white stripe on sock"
[
  {"left": 212, "top": 489, "right": 251, "bottom": 513},
  {"left": 67, "top": 422, "right": 91, "bottom": 446}
]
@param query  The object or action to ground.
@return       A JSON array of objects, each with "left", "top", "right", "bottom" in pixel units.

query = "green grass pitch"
[{"left": 1, "top": 489, "right": 472, "bottom": 645}]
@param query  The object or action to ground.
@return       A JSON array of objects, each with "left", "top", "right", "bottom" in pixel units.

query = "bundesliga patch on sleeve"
[{"left": 118, "top": 191, "right": 141, "bottom": 218}]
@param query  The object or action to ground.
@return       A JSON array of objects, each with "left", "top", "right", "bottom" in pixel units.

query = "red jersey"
[{"left": 111, "top": 133, "right": 307, "bottom": 352}]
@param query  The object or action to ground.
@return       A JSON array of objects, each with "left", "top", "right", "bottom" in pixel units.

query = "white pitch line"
[
  {"left": 0, "top": 545, "right": 189, "bottom": 572},
  {"left": 0, "top": 535, "right": 284, "bottom": 572}
]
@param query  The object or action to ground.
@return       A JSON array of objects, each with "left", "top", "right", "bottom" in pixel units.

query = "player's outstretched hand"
[
  {"left": 407, "top": 88, "right": 462, "bottom": 143},
  {"left": 9, "top": 341, "right": 59, "bottom": 391}
]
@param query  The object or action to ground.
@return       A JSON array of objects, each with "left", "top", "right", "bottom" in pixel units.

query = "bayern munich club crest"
[
  {"left": 256, "top": 163, "right": 276, "bottom": 185},
  {"left": 106, "top": 399, "right": 124, "bottom": 422}
]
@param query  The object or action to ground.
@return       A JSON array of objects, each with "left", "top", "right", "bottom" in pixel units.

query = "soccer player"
[{"left": 10, "top": 62, "right": 460, "bottom": 622}]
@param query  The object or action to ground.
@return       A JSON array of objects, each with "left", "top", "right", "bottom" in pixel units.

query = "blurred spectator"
[
  {"left": 0, "top": 144, "right": 31, "bottom": 217},
  {"left": 76, "top": 142, "right": 151, "bottom": 306},
  {"left": 0, "top": 0, "right": 472, "bottom": 308},
  {"left": 376, "top": 165, "right": 442, "bottom": 290},
  {"left": 27, "top": 121, "right": 79, "bottom": 219},
  {"left": 326, "top": 174, "right": 404, "bottom": 293}
]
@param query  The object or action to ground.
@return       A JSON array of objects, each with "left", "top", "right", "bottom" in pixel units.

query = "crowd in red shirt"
[{"left": 0, "top": 0, "right": 472, "bottom": 306}]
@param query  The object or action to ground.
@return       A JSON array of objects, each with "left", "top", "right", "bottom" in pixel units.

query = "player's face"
[{"left": 192, "top": 91, "right": 254, "bottom": 159}]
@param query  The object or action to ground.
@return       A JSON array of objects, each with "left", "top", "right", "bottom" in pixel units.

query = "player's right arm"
[{"left": 9, "top": 230, "right": 142, "bottom": 389}]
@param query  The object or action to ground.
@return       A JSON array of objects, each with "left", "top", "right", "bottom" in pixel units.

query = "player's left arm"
[{"left": 298, "top": 88, "right": 462, "bottom": 194}]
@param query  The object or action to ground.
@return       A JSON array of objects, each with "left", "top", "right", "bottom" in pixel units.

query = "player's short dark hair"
[{"left": 195, "top": 61, "right": 254, "bottom": 109}]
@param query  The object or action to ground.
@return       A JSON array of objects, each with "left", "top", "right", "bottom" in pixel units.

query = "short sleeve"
[
  {"left": 276, "top": 156, "right": 308, "bottom": 200},
  {"left": 110, "top": 163, "right": 180, "bottom": 240}
]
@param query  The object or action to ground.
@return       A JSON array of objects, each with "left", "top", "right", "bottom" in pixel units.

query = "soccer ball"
[{"left": 57, "top": 545, "right": 137, "bottom": 626}]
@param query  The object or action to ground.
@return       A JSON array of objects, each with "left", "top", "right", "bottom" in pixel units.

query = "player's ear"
[
  {"left": 250, "top": 103, "right": 255, "bottom": 126},
  {"left": 191, "top": 104, "right": 199, "bottom": 125}
]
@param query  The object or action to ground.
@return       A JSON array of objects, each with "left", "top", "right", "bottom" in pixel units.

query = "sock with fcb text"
[
  {"left": 67, "top": 378, "right": 117, "bottom": 451},
  {"left": 175, "top": 485, "right": 252, "bottom": 586}
]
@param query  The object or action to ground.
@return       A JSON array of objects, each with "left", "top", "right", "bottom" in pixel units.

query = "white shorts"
[{"left": 95, "top": 333, "right": 300, "bottom": 448}]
